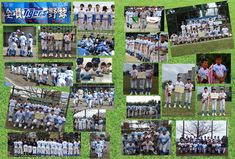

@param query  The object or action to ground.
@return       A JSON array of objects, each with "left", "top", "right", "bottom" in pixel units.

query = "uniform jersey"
[
  {"left": 39, "top": 32, "right": 47, "bottom": 41},
  {"left": 19, "top": 35, "right": 27, "bottom": 45},
  {"left": 213, "top": 64, "right": 227, "bottom": 78},
  {"left": 130, "top": 69, "right": 138, "bottom": 79}
]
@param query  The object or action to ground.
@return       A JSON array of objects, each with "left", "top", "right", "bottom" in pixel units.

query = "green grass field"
[
  {"left": 162, "top": 91, "right": 196, "bottom": 117},
  {"left": 171, "top": 38, "right": 234, "bottom": 57},
  {"left": 0, "top": 0, "right": 235, "bottom": 159},
  {"left": 196, "top": 101, "right": 232, "bottom": 117}
]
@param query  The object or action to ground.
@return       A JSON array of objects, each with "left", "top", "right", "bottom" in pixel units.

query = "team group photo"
[
  {"left": 122, "top": 120, "right": 172, "bottom": 156},
  {"left": 8, "top": 132, "right": 81, "bottom": 157},
  {"left": 5, "top": 62, "right": 73, "bottom": 87},
  {"left": 125, "top": 32, "right": 168, "bottom": 63},
  {"left": 70, "top": 84, "right": 114, "bottom": 112},
  {"left": 77, "top": 31, "right": 114, "bottom": 56},
  {"left": 124, "top": 6, "right": 164, "bottom": 32},
  {"left": 167, "top": 1, "right": 234, "bottom": 56},
  {"left": 38, "top": 26, "right": 77, "bottom": 58},
  {"left": 3, "top": 26, "right": 36, "bottom": 61},
  {"left": 176, "top": 120, "right": 228, "bottom": 156},
  {"left": 73, "top": 2, "right": 115, "bottom": 31},
  {"left": 162, "top": 64, "right": 196, "bottom": 117},
  {"left": 6, "top": 86, "right": 69, "bottom": 132},
  {"left": 73, "top": 109, "right": 106, "bottom": 132},
  {"left": 126, "top": 96, "right": 161, "bottom": 119}
]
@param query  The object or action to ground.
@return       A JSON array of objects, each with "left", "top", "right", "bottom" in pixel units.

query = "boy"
[
  {"left": 64, "top": 30, "right": 72, "bottom": 58},
  {"left": 164, "top": 80, "right": 174, "bottom": 108},
  {"left": 197, "top": 58, "right": 209, "bottom": 83},
  {"left": 184, "top": 78, "right": 194, "bottom": 109},
  {"left": 145, "top": 65, "right": 153, "bottom": 95},
  {"left": 211, "top": 87, "right": 218, "bottom": 116},
  {"left": 218, "top": 87, "right": 226, "bottom": 116},
  {"left": 19, "top": 32, "right": 27, "bottom": 56},
  {"left": 138, "top": 66, "right": 145, "bottom": 95},
  {"left": 80, "top": 62, "right": 93, "bottom": 81},
  {"left": 129, "top": 64, "right": 138, "bottom": 95},
  {"left": 39, "top": 27, "right": 48, "bottom": 57},
  {"left": 14, "top": 107, "right": 25, "bottom": 128},
  {"left": 27, "top": 33, "right": 33, "bottom": 57},
  {"left": 213, "top": 55, "right": 227, "bottom": 84},
  {"left": 201, "top": 87, "right": 210, "bottom": 116},
  {"left": 174, "top": 76, "right": 184, "bottom": 108}
]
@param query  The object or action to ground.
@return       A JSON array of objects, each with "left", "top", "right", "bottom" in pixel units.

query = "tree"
[{"left": 177, "top": 121, "right": 225, "bottom": 138}]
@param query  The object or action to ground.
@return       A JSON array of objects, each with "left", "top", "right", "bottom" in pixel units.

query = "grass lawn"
[
  {"left": 162, "top": 91, "right": 196, "bottom": 117},
  {"left": 196, "top": 101, "right": 232, "bottom": 117},
  {"left": 171, "top": 38, "right": 234, "bottom": 57},
  {"left": 123, "top": 74, "right": 159, "bottom": 95}
]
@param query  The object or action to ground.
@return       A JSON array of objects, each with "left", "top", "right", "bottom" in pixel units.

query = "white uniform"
[
  {"left": 130, "top": 69, "right": 138, "bottom": 94},
  {"left": 102, "top": 11, "right": 109, "bottom": 30},
  {"left": 184, "top": 83, "right": 194, "bottom": 108},
  {"left": 19, "top": 35, "right": 27, "bottom": 55},
  {"left": 78, "top": 8, "right": 86, "bottom": 30},
  {"left": 202, "top": 92, "right": 210, "bottom": 114},
  {"left": 39, "top": 31, "right": 48, "bottom": 50},
  {"left": 174, "top": 81, "right": 185, "bottom": 107},
  {"left": 86, "top": 9, "right": 93, "bottom": 30},
  {"left": 219, "top": 92, "right": 226, "bottom": 114}
]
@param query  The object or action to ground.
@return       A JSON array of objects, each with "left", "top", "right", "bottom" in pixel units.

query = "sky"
[
  {"left": 123, "top": 63, "right": 141, "bottom": 72},
  {"left": 176, "top": 120, "right": 227, "bottom": 140},
  {"left": 74, "top": 109, "right": 106, "bottom": 118},
  {"left": 162, "top": 64, "right": 195, "bottom": 82},
  {"left": 126, "top": 96, "right": 160, "bottom": 103}
]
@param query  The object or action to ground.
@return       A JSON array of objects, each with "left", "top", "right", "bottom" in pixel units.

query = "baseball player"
[
  {"left": 173, "top": 76, "right": 185, "bottom": 108},
  {"left": 64, "top": 30, "right": 72, "bottom": 57},
  {"left": 184, "top": 78, "right": 194, "bottom": 109},
  {"left": 102, "top": 6, "right": 109, "bottom": 30},
  {"left": 86, "top": 4, "right": 94, "bottom": 30},
  {"left": 77, "top": 4, "right": 86, "bottom": 30},
  {"left": 19, "top": 32, "right": 27, "bottom": 56},
  {"left": 47, "top": 28, "right": 54, "bottom": 57},
  {"left": 54, "top": 27, "right": 64, "bottom": 58},
  {"left": 39, "top": 27, "right": 48, "bottom": 57},
  {"left": 27, "top": 33, "right": 33, "bottom": 57},
  {"left": 211, "top": 87, "right": 217, "bottom": 116},
  {"left": 201, "top": 87, "right": 210, "bottom": 116},
  {"left": 218, "top": 87, "right": 226, "bottom": 116},
  {"left": 164, "top": 80, "right": 174, "bottom": 108},
  {"left": 130, "top": 64, "right": 138, "bottom": 95},
  {"left": 145, "top": 65, "right": 153, "bottom": 95}
]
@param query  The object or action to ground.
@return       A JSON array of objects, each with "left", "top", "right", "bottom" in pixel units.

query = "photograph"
[
  {"left": 197, "top": 86, "right": 232, "bottom": 116},
  {"left": 5, "top": 62, "right": 73, "bottom": 87},
  {"left": 123, "top": 63, "right": 158, "bottom": 95},
  {"left": 126, "top": 96, "right": 161, "bottom": 119},
  {"left": 73, "top": 109, "right": 106, "bottom": 132},
  {"left": 8, "top": 132, "right": 81, "bottom": 157},
  {"left": 166, "top": 1, "right": 234, "bottom": 56},
  {"left": 126, "top": 32, "right": 168, "bottom": 63},
  {"left": 162, "top": 64, "right": 195, "bottom": 117},
  {"left": 3, "top": 26, "right": 36, "bottom": 61},
  {"left": 76, "top": 58, "right": 112, "bottom": 83},
  {"left": 70, "top": 84, "right": 114, "bottom": 112},
  {"left": 6, "top": 86, "right": 70, "bottom": 132},
  {"left": 90, "top": 132, "right": 110, "bottom": 158},
  {"left": 78, "top": 31, "right": 114, "bottom": 56},
  {"left": 122, "top": 120, "right": 172, "bottom": 155},
  {"left": 124, "top": 6, "right": 164, "bottom": 32},
  {"left": 196, "top": 54, "right": 231, "bottom": 84},
  {"left": 176, "top": 120, "right": 228, "bottom": 156},
  {"left": 1, "top": 2, "right": 71, "bottom": 24},
  {"left": 73, "top": 2, "right": 115, "bottom": 31},
  {"left": 38, "top": 26, "right": 77, "bottom": 58}
]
